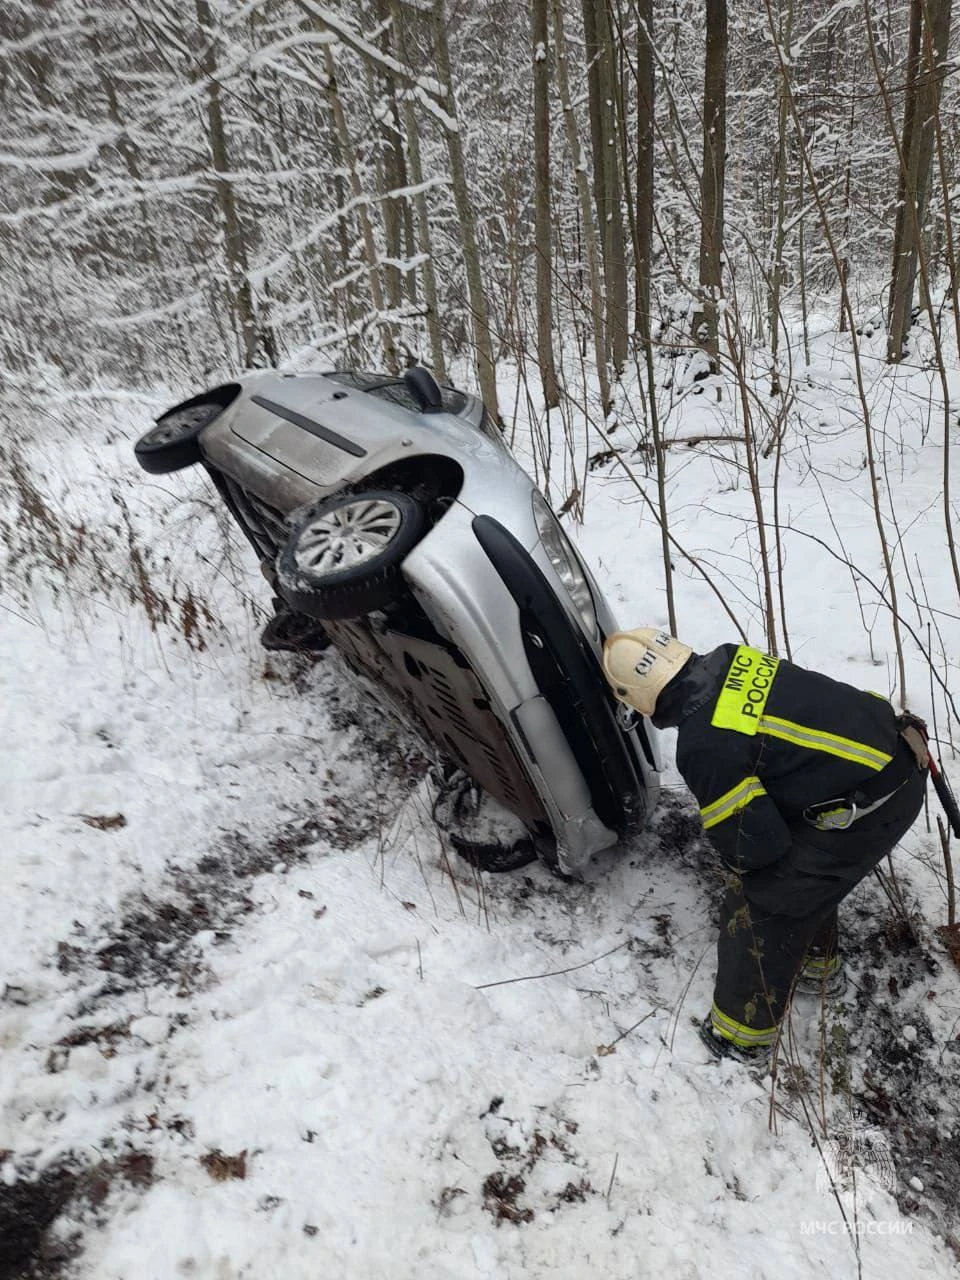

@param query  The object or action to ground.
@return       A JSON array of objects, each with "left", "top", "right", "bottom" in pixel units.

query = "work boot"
[
  {"left": 793, "top": 951, "right": 846, "bottom": 999},
  {"left": 697, "top": 1015, "right": 773, "bottom": 1066}
]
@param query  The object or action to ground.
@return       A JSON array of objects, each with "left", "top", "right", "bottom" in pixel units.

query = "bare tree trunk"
[
  {"left": 619, "top": 0, "right": 673, "bottom": 626},
  {"left": 373, "top": 0, "right": 415, "bottom": 310},
  {"left": 726, "top": 317, "right": 779, "bottom": 654},
  {"left": 430, "top": 0, "right": 500, "bottom": 420},
  {"left": 196, "top": 0, "right": 266, "bottom": 368},
  {"left": 797, "top": 154, "right": 811, "bottom": 365},
  {"left": 551, "top": 0, "right": 611, "bottom": 414},
  {"left": 390, "top": 0, "right": 446, "bottom": 377},
  {"left": 768, "top": 0, "right": 793, "bottom": 393},
  {"left": 635, "top": 0, "right": 655, "bottom": 343},
  {"left": 532, "top": 0, "right": 560, "bottom": 408},
  {"left": 89, "top": 34, "right": 195, "bottom": 374},
  {"left": 888, "top": 0, "right": 952, "bottom": 363},
  {"left": 867, "top": 0, "right": 960, "bottom": 606},
  {"left": 694, "top": 0, "right": 727, "bottom": 362},
  {"left": 598, "top": 0, "right": 628, "bottom": 372},
  {"left": 364, "top": 57, "right": 401, "bottom": 315},
  {"left": 767, "top": 0, "right": 908, "bottom": 703},
  {"left": 322, "top": 105, "right": 363, "bottom": 355},
  {"left": 887, "top": 0, "right": 922, "bottom": 351},
  {"left": 609, "top": 0, "right": 640, "bottom": 318},
  {"left": 321, "top": 43, "right": 399, "bottom": 374},
  {"left": 582, "top": 0, "right": 628, "bottom": 373},
  {"left": 838, "top": 98, "right": 855, "bottom": 331}
]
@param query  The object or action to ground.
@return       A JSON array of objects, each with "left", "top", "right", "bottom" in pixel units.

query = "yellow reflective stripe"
[
  {"left": 710, "top": 646, "right": 780, "bottom": 736},
  {"left": 801, "top": 953, "right": 841, "bottom": 979},
  {"left": 700, "top": 775, "right": 767, "bottom": 830},
  {"left": 816, "top": 806, "right": 848, "bottom": 821},
  {"left": 757, "top": 715, "right": 892, "bottom": 771},
  {"left": 710, "top": 1002, "right": 778, "bottom": 1048}
]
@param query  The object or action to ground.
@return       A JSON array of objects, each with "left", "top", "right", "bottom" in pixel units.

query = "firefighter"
[{"left": 602, "top": 629, "right": 929, "bottom": 1063}]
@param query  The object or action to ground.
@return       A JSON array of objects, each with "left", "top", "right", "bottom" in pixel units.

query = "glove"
[{"left": 896, "top": 711, "right": 930, "bottom": 770}]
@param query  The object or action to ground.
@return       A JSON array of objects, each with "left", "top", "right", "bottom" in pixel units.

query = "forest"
[
  {"left": 2, "top": 0, "right": 954, "bottom": 395},
  {"left": 5, "top": 0, "right": 959, "bottom": 651}
]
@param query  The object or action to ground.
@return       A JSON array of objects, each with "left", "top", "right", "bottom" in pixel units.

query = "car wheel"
[
  {"left": 134, "top": 401, "right": 224, "bottom": 474},
  {"left": 431, "top": 769, "right": 538, "bottom": 873},
  {"left": 276, "top": 489, "right": 426, "bottom": 621},
  {"left": 451, "top": 833, "right": 538, "bottom": 873}
]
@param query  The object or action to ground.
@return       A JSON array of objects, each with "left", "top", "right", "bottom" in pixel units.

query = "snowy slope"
[{"left": 2, "top": 331, "right": 959, "bottom": 1279}]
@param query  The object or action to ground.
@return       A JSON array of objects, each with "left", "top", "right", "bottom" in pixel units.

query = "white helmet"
[{"left": 602, "top": 628, "right": 693, "bottom": 717}]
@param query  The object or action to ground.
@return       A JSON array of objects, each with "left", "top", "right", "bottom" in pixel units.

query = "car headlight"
[{"left": 531, "top": 490, "right": 598, "bottom": 640}]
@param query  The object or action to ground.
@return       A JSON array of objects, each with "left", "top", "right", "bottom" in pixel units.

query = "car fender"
[{"left": 401, "top": 501, "right": 539, "bottom": 708}]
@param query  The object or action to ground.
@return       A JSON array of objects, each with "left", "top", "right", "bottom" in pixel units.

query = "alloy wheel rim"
[{"left": 293, "top": 499, "right": 403, "bottom": 574}]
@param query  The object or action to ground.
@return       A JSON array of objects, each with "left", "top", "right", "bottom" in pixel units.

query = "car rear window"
[{"left": 324, "top": 370, "right": 467, "bottom": 416}]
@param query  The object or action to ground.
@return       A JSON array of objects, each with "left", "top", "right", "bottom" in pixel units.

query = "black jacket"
[{"left": 655, "top": 644, "right": 912, "bottom": 873}]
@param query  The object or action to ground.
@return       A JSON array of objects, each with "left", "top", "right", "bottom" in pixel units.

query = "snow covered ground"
[{"left": 3, "top": 322, "right": 960, "bottom": 1278}]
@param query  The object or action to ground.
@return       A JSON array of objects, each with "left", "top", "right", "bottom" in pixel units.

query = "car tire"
[
  {"left": 134, "top": 400, "right": 226, "bottom": 474},
  {"left": 276, "top": 489, "right": 426, "bottom": 621},
  {"left": 451, "top": 832, "right": 538, "bottom": 873},
  {"left": 431, "top": 769, "right": 539, "bottom": 873}
]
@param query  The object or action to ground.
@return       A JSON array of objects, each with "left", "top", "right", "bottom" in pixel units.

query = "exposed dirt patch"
[
  {"left": 0, "top": 1164, "right": 78, "bottom": 1280},
  {"left": 433, "top": 1185, "right": 467, "bottom": 1219},
  {"left": 555, "top": 1178, "right": 593, "bottom": 1205},
  {"left": 838, "top": 899, "right": 960, "bottom": 1245},
  {"left": 199, "top": 1149, "right": 247, "bottom": 1182},
  {"left": 649, "top": 791, "right": 708, "bottom": 856},
  {"left": 316, "top": 667, "right": 433, "bottom": 793},
  {"left": 479, "top": 1103, "right": 594, "bottom": 1227},
  {"left": 934, "top": 922, "right": 960, "bottom": 973},
  {"left": 77, "top": 813, "right": 127, "bottom": 832},
  {"left": 0, "top": 1151, "right": 155, "bottom": 1280},
  {"left": 54, "top": 792, "right": 415, "bottom": 1000},
  {"left": 90, "top": 892, "right": 219, "bottom": 996},
  {"left": 18, "top": 665, "right": 434, "bottom": 1274},
  {"left": 482, "top": 1171, "right": 533, "bottom": 1226}
]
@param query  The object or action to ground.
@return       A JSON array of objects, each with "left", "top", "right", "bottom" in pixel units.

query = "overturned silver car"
[{"left": 134, "top": 367, "right": 660, "bottom": 875}]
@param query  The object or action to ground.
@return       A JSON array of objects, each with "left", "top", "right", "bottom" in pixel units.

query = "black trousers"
[{"left": 713, "top": 755, "right": 927, "bottom": 1032}]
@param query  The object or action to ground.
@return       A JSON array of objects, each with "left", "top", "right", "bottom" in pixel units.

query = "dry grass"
[{"left": 0, "top": 436, "right": 221, "bottom": 651}]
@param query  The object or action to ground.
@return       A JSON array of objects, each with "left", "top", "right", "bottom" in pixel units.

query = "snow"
[{"left": 3, "top": 321, "right": 960, "bottom": 1276}]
